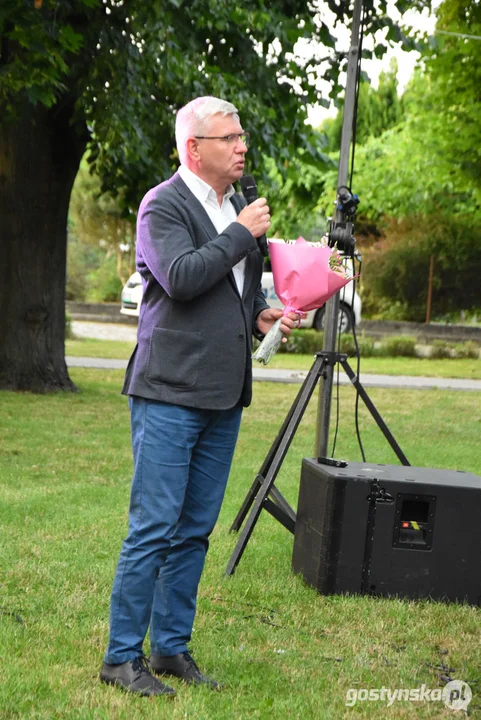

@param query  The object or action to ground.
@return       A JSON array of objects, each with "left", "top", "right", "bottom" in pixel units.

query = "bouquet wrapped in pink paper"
[{"left": 253, "top": 237, "right": 354, "bottom": 365}]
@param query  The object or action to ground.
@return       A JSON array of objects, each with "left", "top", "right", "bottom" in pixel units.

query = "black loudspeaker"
[{"left": 292, "top": 459, "right": 481, "bottom": 605}]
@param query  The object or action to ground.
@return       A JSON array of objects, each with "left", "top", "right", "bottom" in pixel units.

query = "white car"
[
  {"left": 120, "top": 272, "right": 143, "bottom": 317},
  {"left": 121, "top": 262, "right": 361, "bottom": 333}
]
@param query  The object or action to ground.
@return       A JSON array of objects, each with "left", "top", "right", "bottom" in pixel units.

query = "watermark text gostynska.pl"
[{"left": 345, "top": 681, "right": 472, "bottom": 711}]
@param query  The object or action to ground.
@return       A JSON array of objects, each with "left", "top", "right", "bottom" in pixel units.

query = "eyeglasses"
[{"left": 194, "top": 132, "right": 250, "bottom": 147}]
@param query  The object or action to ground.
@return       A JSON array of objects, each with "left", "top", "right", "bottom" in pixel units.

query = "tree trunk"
[{"left": 0, "top": 101, "right": 87, "bottom": 391}]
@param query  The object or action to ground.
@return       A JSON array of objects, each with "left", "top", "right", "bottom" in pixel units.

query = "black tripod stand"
[{"left": 225, "top": 350, "right": 410, "bottom": 576}]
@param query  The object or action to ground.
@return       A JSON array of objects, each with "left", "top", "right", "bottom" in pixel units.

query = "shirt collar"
[{"left": 178, "top": 164, "right": 235, "bottom": 204}]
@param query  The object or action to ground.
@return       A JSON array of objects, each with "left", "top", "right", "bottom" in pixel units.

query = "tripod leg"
[
  {"left": 340, "top": 358, "right": 410, "bottom": 466},
  {"left": 225, "top": 354, "right": 327, "bottom": 576},
  {"left": 229, "top": 473, "right": 264, "bottom": 533},
  {"left": 230, "top": 479, "right": 295, "bottom": 534},
  {"left": 270, "top": 485, "right": 296, "bottom": 525},
  {"left": 230, "top": 358, "right": 321, "bottom": 532}
]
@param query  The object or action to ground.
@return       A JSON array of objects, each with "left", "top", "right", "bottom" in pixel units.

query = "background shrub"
[
  {"left": 339, "top": 332, "right": 377, "bottom": 358},
  {"left": 255, "top": 330, "right": 479, "bottom": 361},
  {"left": 276, "top": 329, "right": 378, "bottom": 358},
  {"left": 429, "top": 340, "right": 480, "bottom": 359},
  {"left": 378, "top": 335, "right": 417, "bottom": 357},
  {"left": 453, "top": 341, "right": 480, "bottom": 359},
  {"left": 65, "top": 311, "right": 74, "bottom": 340},
  {"left": 66, "top": 234, "right": 103, "bottom": 301},
  {"left": 87, "top": 255, "right": 123, "bottom": 302},
  {"left": 429, "top": 340, "right": 454, "bottom": 359},
  {"left": 279, "top": 329, "right": 323, "bottom": 355},
  {"left": 360, "top": 213, "right": 481, "bottom": 321}
]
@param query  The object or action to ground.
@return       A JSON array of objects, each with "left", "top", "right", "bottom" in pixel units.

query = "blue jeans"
[{"left": 104, "top": 397, "right": 242, "bottom": 664}]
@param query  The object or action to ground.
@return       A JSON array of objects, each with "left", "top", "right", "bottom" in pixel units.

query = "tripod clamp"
[{"left": 317, "top": 351, "right": 348, "bottom": 373}]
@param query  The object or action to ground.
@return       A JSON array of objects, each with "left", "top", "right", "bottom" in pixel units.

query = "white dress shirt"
[{"left": 178, "top": 164, "right": 246, "bottom": 296}]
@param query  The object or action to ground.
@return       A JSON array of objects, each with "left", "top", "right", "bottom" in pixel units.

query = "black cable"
[
  {"left": 330, "top": 308, "right": 342, "bottom": 458},
  {"left": 351, "top": 258, "right": 366, "bottom": 462},
  {"left": 329, "top": 267, "right": 351, "bottom": 458}
]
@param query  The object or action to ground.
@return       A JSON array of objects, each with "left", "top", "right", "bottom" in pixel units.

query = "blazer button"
[{"left": 238, "top": 333, "right": 245, "bottom": 339}]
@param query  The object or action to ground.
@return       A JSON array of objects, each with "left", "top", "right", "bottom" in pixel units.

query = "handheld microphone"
[{"left": 239, "top": 175, "right": 269, "bottom": 257}]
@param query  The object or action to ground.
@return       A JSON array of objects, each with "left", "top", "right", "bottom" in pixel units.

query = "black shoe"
[
  {"left": 150, "top": 651, "right": 222, "bottom": 690},
  {"left": 100, "top": 655, "right": 176, "bottom": 697}
]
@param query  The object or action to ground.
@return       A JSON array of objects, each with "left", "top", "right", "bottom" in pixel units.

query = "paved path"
[
  {"left": 66, "top": 356, "right": 481, "bottom": 392},
  {"left": 72, "top": 321, "right": 138, "bottom": 343},
  {"left": 69, "top": 321, "right": 481, "bottom": 391}
]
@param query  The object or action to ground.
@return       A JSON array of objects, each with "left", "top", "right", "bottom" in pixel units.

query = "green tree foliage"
[
  {"left": 0, "top": 0, "right": 433, "bottom": 390},
  {"left": 86, "top": 255, "right": 124, "bottom": 304},
  {"left": 323, "top": 58, "right": 404, "bottom": 152},
  {"left": 338, "top": 85, "right": 479, "bottom": 223},
  {"left": 346, "top": 71, "right": 481, "bottom": 319},
  {"left": 0, "top": 0, "right": 336, "bottom": 215},
  {"left": 312, "top": 1, "right": 481, "bottom": 321},
  {"left": 66, "top": 233, "right": 104, "bottom": 302},
  {"left": 346, "top": 1, "right": 481, "bottom": 226},
  {"left": 69, "top": 160, "right": 135, "bottom": 294},
  {"left": 317, "top": 63, "right": 479, "bottom": 226},
  {"left": 424, "top": 0, "right": 481, "bottom": 203},
  {"left": 265, "top": 0, "right": 481, "bottom": 324},
  {"left": 279, "top": 57, "right": 409, "bottom": 240},
  {"left": 361, "top": 213, "right": 481, "bottom": 321},
  {"left": 263, "top": 150, "right": 333, "bottom": 241}
]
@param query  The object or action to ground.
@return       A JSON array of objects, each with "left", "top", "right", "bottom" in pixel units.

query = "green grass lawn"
[
  {"left": 66, "top": 337, "right": 481, "bottom": 379},
  {"left": 1, "top": 370, "right": 480, "bottom": 719},
  {"left": 66, "top": 337, "right": 136, "bottom": 360}
]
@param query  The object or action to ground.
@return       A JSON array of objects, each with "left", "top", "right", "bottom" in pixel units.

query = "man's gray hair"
[{"left": 175, "top": 96, "right": 239, "bottom": 164}]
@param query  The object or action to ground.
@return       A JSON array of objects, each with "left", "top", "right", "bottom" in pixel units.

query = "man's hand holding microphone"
[
  {"left": 236, "top": 175, "right": 306, "bottom": 340},
  {"left": 235, "top": 196, "right": 271, "bottom": 249}
]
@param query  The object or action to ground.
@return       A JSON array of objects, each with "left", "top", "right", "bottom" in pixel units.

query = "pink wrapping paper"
[{"left": 268, "top": 237, "right": 353, "bottom": 316}]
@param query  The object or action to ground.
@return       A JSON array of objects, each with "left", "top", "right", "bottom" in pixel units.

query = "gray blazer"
[{"left": 122, "top": 173, "right": 269, "bottom": 409}]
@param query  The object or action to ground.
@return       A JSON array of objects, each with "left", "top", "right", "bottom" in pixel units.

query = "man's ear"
[{"left": 187, "top": 137, "right": 201, "bottom": 162}]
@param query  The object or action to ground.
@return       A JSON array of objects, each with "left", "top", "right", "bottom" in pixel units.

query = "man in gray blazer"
[{"left": 100, "top": 96, "right": 299, "bottom": 697}]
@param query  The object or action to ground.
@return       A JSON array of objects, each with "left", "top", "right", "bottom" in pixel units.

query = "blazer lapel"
[
  {"left": 171, "top": 173, "right": 218, "bottom": 244},
  {"left": 171, "top": 176, "right": 256, "bottom": 299}
]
